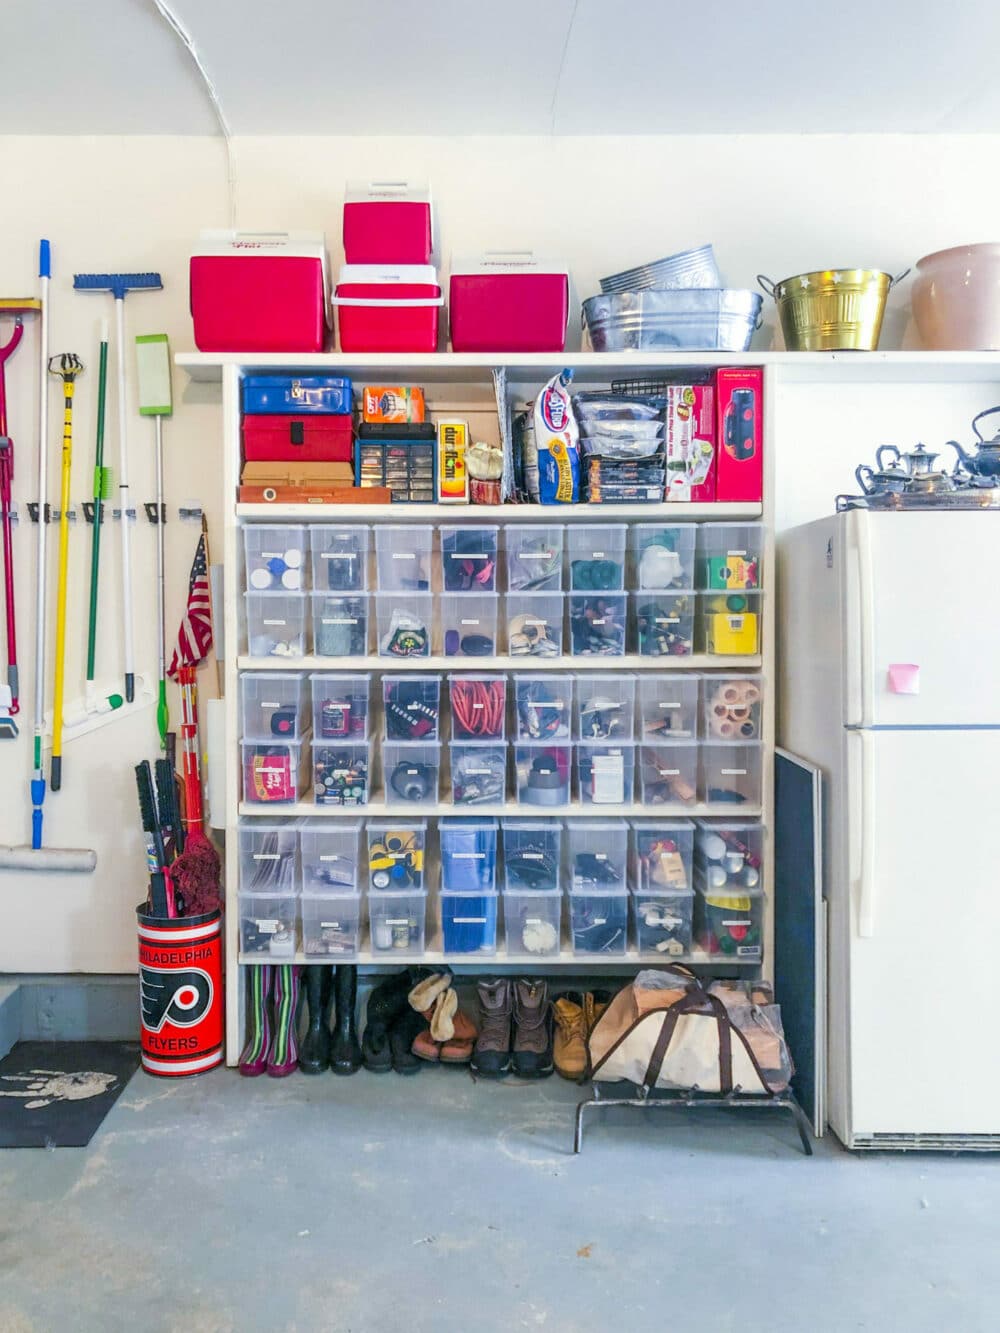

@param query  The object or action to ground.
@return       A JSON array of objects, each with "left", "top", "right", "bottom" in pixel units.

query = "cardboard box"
[
  {"left": 362, "top": 386, "right": 426, "bottom": 424},
  {"left": 238, "top": 460, "right": 385, "bottom": 504},
  {"left": 714, "top": 369, "right": 763, "bottom": 502},
  {"left": 664, "top": 385, "right": 716, "bottom": 503}
]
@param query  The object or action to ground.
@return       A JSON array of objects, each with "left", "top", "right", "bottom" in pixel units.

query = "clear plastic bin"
[
  {"left": 694, "top": 820, "right": 764, "bottom": 895},
  {"left": 383, "top": 741, "right": 441, "bottom": 805},
  {"left": 367, "top": 820, "right": 428, "bottom": 892},
  {"left": 244, "top": 524, "right": 307, "bottom": 593},
  {"left": 238, "top": 823, "right": 299, "bottom": 893},
  {"left": 632, "top": 591, "right": 695, "bottom": 657},
  {"left": 637, "top": 675, "right": 700, "bottom": 741},
  {"left": 301, "top": 890, "right": 362, "bottom": 958},
  {"left": 439, "top": 592, "right": 499, "bottom": 657},
  {"left": 241, "top": 740, "right": 305, "bottom": 804},
  {"left": 368, "top": 888, "right": 427, "bottom": 955},
  {"left": 576, "top": 741, "right": 635, "bottom": 805},
  {"left": 311, "top": 593, "right": 368, "bottom": 657},
  {"left": 575, "top": 674, "right": 636, "bottom": 740},
  {"left": 441, "top": 890, "right": 499, "bottom": 955},
  {"left": 633, "top": 887, "right": 694, "bottom": 957},
  {"left": 514, "top": 675, "right": 573, "bottom": 740},
  {"left": 631, "top": 524, "right": 697, "bottom": 590},
  {"left": 310, "top": 672, "right": 370, "bottom": 740},
  {"left": 567, "top": 819, "right": 628, "bottom": 893},
  {"left": 375, "top": 524, "right": 434, "bottom": 592},
  {"left": 383, "top": 675, "right": 441, "bottom": 740},
  {"left": 502, "top": 819, "right": 562, "bottom": 893},
  {"left": 300, "top": 822, "right": 362, "bottom": 893},
  {"left": 568, "top": 887, "right": 629, "bottom": 956},
  {"left": 504, "top": 525, "right": 564, "bottom": 592},
  {"left": 439, "top": 817, "right": 499, "bottom": 892},
  {"left": 568, "top": 524, "right": 627, "bottom": 591},
  {"left": 697, "top": 523, "right": 763, "bottom": 591},
  {"left": 449, "top": 741, "right": 507, "bottom": 806},
  {"left": 448, "top": 674, "right": 506, "bottom": 739},
  {"left": 241, "top": 672, "right": 308, "bottom": 742},
  {"left": 631, "top": 819, "right": 695, "bottom": 893},
  {"left": 638, "top": 742, "right": 699, "bottom": 806},
  {"left": 506, "top": 592, "right": 564, "bottom": 658},
  {"left": 309, "top": 524, "right": 370, "bottom": 593},
  {"left": 699, "top": 593, "right": 762, "bottom": 656},
  {"left": 375, "top": 591, "right": 434, "bottom": 658},
  {"left": 311, "top": 741, "right": 370, "bottom": 807},
  {"left": 504, "top": 889, "right": 561, "bottom": 957},
  {"left": 245, "top": 591, "right": 308, "bottom": 658},
  {"left": 569, "top": 593, "right": 627, "bottom": 656},
  {"left": 238, "top": 891, "right": 297, "bottom": 957},
  {"left": 703, "top": 674, "right": 764, "bottom": 741},
  {"left": 701, "top": 741, "right": 763, "bottom": 808},
  {"left": 694, "top": 880, "right": 764, "bottom": 962},
  {"left": 513, "top": 742, "right": 572, "bottom": 807},
  {"left": 439, "top": 525, "right": 499, "bottom": 593}
]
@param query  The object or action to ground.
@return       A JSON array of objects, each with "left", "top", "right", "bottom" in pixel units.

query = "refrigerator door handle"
[
  {"left": 848, "top": 728, "right": 877, "bottom": 938},
  {"left": 846, "top": 509, "right": 875, "bottom": 725}
]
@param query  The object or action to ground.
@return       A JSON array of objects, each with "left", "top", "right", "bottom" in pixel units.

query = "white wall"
[{"left": 1, "top": 131, "right": 997, "bottom": 973}]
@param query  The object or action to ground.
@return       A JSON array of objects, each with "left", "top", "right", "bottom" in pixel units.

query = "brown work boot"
[
  {"left": 470, "top": 978, "right": 512, "bottom": 1078},
  {"left": 512, "top": 978, "right": 553, "bottom": 1079},
  {"left": 440, "top": 1008, "right": 478, "bottom": 1064},
  {"left": 584, "top": 989, "right": 612, "bottom": 1035},
  {"left": 553, "top": 991, "right": 588, "bottom": 1082}
]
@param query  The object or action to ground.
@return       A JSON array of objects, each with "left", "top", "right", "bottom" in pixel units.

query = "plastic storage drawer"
[
  {"left": 376, "top": 592, "right": 434, "bottom": 658},
  {"left": 514, "top": 675, "right": 573, "bottom": 740},
  {"left": 633, "top": 591, "right": 695, "bottom": 657},
  {"left": 576, "top": 742, "right": 635, "bottom": 805},
  {"left": 506, "top": 592, "right": 564, "bottom": 658},
  {"left": 300, "top": 822, "right": 363, "bottom": 893},
  {"left": 311, "top": 593, "right": 368, "bottom": 657},
  {"left": 504, "top": 524, "right": 564, "bottom": 591},
  {"left": 575, "top": 674, "right": 636, "bottom": 741},
  {"left": 439, "top": 525, "right": 499, "bottom": 592},
  {"left": 569, "top": 594, "right": 627, "bottom": 656},
  {"left": 695, "top": 881, "right": 764, "bottom": 962},
  {"left": 568, "top": 887, "right": 629, "bottom": 957},
  {"left": 568, "top": 524, "right": 627, "bottom": 591},
  {"left": 703, "top": 674, "right": 764, "bottom": 741},
  {"left": 239, "top": 823, "right": 299, "bottom": 893},
  {"left": 504, "top": 889, "right": 561, "bottom": 957},
  {"left": 367, "top": 821, "right": 428, "bottom": 893},
  {"left": 637, "top": 675, "right": 700, "bottom": 741},
  {"left": 694, "top": 820, "right": 763, "bottom": 894},
  {"left": 244, "top": 524, "right": 307, "bottom": 593},
  {"left": 238, "top": 892, "right": 298, "bottom": 957},
  {"left": 383, "top": 741, "right": 441, "bottom": 806},
  {"left": 241, "top": 672, "right": 308, "bottom": 742},
  {"left": 701, "top": 741, "right": 763, "bottom": 808},
  {"left": 697, "top": 524, "right": 763, "bottom": 590},
  {"left": 638, "top": 741, "right": 699, "bottom": 807},
  {"left": 449, "top": 674, "right": 506, "bottom": 740},
  {"left": 513, "top": 743, "right": 571, "bottom": 807},
  {"left": 631, "top": 819, "right": 695, "bottom": 893},
  {"left": 310, "top": 673, "right": 370, "bottom": 740},
  {"left": 241, "top": 740, "right": 306, "bottom": 804},
  {"left": 368, "top": 889, "right": 427, "bottom": 956},
  {"left": 383, "top": 675, "right": 441, "bottom": 741},
  {"left": 502, "top": 819, "right": 562, "bottom": 892},
  {"left": 309, "top": 524, "right": 370, "bottom": 592},
  {"left": 439, "top": 817, "right": 498, "bottom": 892},
  {"left": 699, "top": 593, "right": 762, "bottom": 656},
  {"left": 301, "top": 891, "right": 362, "bottom": 958},
  {"left": 567, "top": 820, "right": 628, "bottom": 893},
  {"left": 449, "top": 741, "right": 507, "bottom": 806},
  {"left": 311, "top": 741, "right": 370, "bottom": 807},
  {"left": 374, "top": 524, "right": 434, "bottom": 591},
  {"left": 439, "top": 593, "right": 499, "bottom": 657},
  {"left": 441, "top": 890, "right": 499, "bottom": 955},
  {"left": 633, "top": 888, "right": 694, "bottom": 957},
  {"left": 245, "top": 592, "right": 308, "bottom": 658},
  {"left": 631, "top": 524, "right": 697, "bottom": 590}
]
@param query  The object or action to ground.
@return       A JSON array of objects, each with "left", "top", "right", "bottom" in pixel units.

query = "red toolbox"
[
  {"left": 449, "top": 252, "right": 569, "bottom": 352},
  {"left": 715, "top": 368, "right": 763, "bottom": 502},
  {"left": 190, "top": 231, "right": 331, "bottom": 353},
  {"left": 333, "top": 265, "right": 442, "bottom": 353},
  {"left": 243, "top": 414, "right": 353, "bottom": 463},
  {"left": 343, "top": 181, "right": 433, "bottom": 265}
]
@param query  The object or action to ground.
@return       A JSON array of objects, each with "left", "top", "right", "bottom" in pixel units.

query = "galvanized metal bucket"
[{"left": 757, "top": 268, "right": 909, "bottom": 351}]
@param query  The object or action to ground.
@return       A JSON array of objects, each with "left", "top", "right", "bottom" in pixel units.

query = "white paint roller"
[{"left": 0, "top": 845, "right": 97, "bottom": 872}]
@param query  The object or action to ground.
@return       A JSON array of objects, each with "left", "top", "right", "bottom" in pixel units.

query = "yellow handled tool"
[{"left": 48, "top": 352, "right": 83, "bottom": 791}]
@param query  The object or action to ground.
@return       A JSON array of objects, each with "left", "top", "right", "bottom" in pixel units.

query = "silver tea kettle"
[
  {"left": 856, "top": 445, "right": 911, "bottom": 496},
  {"left": 948, "top": 407, "right": 1000, "bottom": 482},
  {"left": 898, "top": 444, "right": 958, "bottom": 495}
]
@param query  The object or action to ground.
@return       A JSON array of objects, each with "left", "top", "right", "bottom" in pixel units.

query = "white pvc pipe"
[{"left": 115, "top": 296, "right": 135, "bottom": 702}]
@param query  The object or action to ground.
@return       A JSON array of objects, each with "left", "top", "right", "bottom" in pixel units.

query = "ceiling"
[{"left": 3, "top": 0, "right": 1000, "bottom": 136}]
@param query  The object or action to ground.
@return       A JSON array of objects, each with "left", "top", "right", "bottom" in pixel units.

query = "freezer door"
[
  {"left": 841, "top": 509, "right": 1000, "bottom": 727},
  {"left": 841, "top": 727, "right": 1000, "bottom": 1141}
]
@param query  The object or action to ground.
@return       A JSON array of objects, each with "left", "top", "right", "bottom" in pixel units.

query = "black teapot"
[{"left": 949, "top": 407, "right": 1000, "bottom": 481}]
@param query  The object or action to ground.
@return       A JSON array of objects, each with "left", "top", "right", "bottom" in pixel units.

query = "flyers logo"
[{"left": 140, "top": 967, "right": 214, "bottom": 1033}]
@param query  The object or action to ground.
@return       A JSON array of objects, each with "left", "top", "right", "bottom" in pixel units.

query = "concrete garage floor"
[{"left": 1, "top": 1069, "right": 998, "bottom": 1333}]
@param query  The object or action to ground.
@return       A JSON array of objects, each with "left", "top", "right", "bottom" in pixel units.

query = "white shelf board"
[
  {"left": 235, "top": 502, "right": 762, "bottom": 522},
  {"left": 238, "top": 799, "right": 762, "bottom": 819},
  {"left": 237, "top": 653, "right": 760, "bottom": 671},
  {"left": 238, "top": 949, "right": 757, "bottom": 968}
]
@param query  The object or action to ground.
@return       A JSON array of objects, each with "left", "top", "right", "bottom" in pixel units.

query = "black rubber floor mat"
[{"left": 0, "top": 1040, "right": 140, "bottom": 1148}]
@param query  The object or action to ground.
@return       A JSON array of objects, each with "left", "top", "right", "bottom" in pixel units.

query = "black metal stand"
[{"left": 574, "top": 1084, "right": 814, "bottom": 1156}]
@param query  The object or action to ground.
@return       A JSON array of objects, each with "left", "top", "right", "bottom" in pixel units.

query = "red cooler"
[
  {"left": 449, "top": 252, "right": 569, "bottom": 352},
  {"left": 333, "top": 265, "right": 442, "bottom": 353},
  {"left": 190, "top": 231, "right": 331, "bottom": 353},
  {"left": 343, "top": 181, "right": 433, "bottom": 264}
]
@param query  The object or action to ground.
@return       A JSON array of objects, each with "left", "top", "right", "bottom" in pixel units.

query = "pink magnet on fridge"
[{"left": 888, "top": 663, "right": 920, "bottom": 694}]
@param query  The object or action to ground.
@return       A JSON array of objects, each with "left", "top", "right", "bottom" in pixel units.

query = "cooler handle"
[
  {"left": 475, "top": 250, "right": 540, "bottom": 266},
  {"left": 331, "top": 295, "right": 444, "bottom": 308}
]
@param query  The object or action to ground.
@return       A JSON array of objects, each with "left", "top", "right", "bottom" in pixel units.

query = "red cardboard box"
[
  {"left": 664, "top": 384, "right": 716, "bottom": 503},
  {"left": 715, "top": 369, "right": 763, "bottom": 502},
  {"left": 243, "top": 414, "right": 353, "bottom": 463}
]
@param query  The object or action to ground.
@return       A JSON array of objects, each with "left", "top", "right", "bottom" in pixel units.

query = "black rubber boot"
[
  {"left": 298, "top": 966, "right": 332, "bottom": 1074},
  {"left": 330, "top": 964, "right": 363, "bottom": 1074},
  {"left": 390, "top": 1007, "right": 426, "bottom": 1076},
  {"left": 362, "top": 969, "right": 414, "bottom": 1073}
]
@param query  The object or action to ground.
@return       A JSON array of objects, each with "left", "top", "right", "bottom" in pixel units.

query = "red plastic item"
[
  {"left": 449, "top": 252, "right": 569, "bottom": 352},
  {"left": 333, "top": 265, "right": 442, "bottom": 353},
  {"left": 242, "top": 414, "right": 353, "bottom": 463},
  {"left": 190, "top": 232, "right": 330, "bottom": 353},
  {"left": 715, "top": 368, "right": 763, "bottom": 502},
  {"left": 343, "top": 182, "right": 433, "bottom": 264}
]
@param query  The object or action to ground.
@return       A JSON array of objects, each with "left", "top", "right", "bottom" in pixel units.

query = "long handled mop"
[
  {"left": 135, "top": 334, "right": 172, "bottom": 745},
  {"left": 72, "top": 271, "right": 163, "bottom": 703},
  {"left": 48, "top": 352, "right": 83, "bottom": 791}
]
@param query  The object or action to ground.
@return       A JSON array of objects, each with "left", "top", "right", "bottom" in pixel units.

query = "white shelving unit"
[{"left": 185, "top": 351, "right": 779, "bottom": 1062}]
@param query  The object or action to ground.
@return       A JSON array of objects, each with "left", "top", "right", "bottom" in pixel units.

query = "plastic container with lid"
[
  {"left": 238, "top": 892, "right": 298, "bottom": 957},
  {"left": 309, "top": 525, "right": 370, "bottom": 593},
  {"left": 701, "top": 741, "right": 763, "bottom": 808},
  {"left": 367, "top": 820, "right": 428, "bottom": 893},
  {"left": 301, "top": 891, "right": 362, "bottom": 958},
  {"left": 637, "top": 675, "right": 700, "bottom": 741},
  {"left": 514, "top": 675, "right": 573, "bottom": 740},
  {"left": 633, "top": 887, "right": 694, "bottom": 958},
  {"left": 696, "top": 524, "right": 764, "bottom": 590},
  {"left": 504, "top": 524, "right": 564, "bottom": 591},
  {"left": 576, "top": 741, "right": 636, "bottom": 805},
  {"left": 699, "top": 592, "right": 762, "bottom": 656},
  {"left": 311, "top": 593, "right": 368, "bottom": 658},
  {"left": 630, "top": 818, "right": 695, "bottom": 893},
  {"left": 449, "top": 741, "right": 507, "bottom": 806},
  {"left": 633, "top": 591, "right": 695, "bottom": 658},
  {"left": 310, "top": 673, "right": 370, "bottom": 740},
  {"left": 449, "top": 252, "right": 569, "bottom": 353},
  {"left": 383, "top": 675, "right": 441, "bottom": 741},
  {"left": 439, "top": 593, "right": 499, "bottom": 658},
  {"left": 440, "top": 889, "right": 499, "bottom": 955},
  {"left": 300, "top": 822, "right": 363, "bottom": 893},
  {"left": 567, "top": 524, "right": 628, "bottom": 592},
  {"left": 501, "top": 819, "right": 562, "bottom": 893},
  {"left": 368, "top": 888, "right": 427, "bottom": 955},
  {"left": 375, "top": 592, "right": 434, "bottom": 658},
  {"left": 244, "top": 524, "right": 307, "bottom": 593},
  {"left": 245, "top": 592, "right": 308, "bottom": 658},
  {"left": 374, "top": 524, "right": 434, "bottom": 592},
  {"left": 694, "top": 820, "right": 763, "bottom": 895},
  {"left": 575, "top": 674, "right": 636, "bottom": 741},
  {"left": 506, "top": 592, "right": 565, "bottom": 659},
  {"left": 694, "top": 880, "right": 764, "bottom": 962},
  {"left": 343, "top": 181, "right": 433, "bottom": 265},
  {"left": 638, "top": 741, "right": 699, "bottom": 807},
  {"left": 513, "top": 742, "right": 571, "bottom": 807},
  {"left": 630, "top": 524, "right": 697, "bottom": 590},
  {"left": 241, "top": 740, "right": 306, "bottom": 804},
  {"left": 568, "top": 886, "right": 629, "bottom": 956},
  {"left": 311, "top": 741, "right": 370, "bottom": 807},
  {"left": 569, "top": 594, "right": 627, "bottom": 657},
  {"left": 241, "top": 672, "right": 308, "bottom": 742},
  {"left": 449, "top": 674, "right": 506, "bottom": 740},
  {"left": 504, "top": 888, "right": 561, "bottom": 957},
  {"left": 567, "top": 819, "right": 628, "bottom": 893},
  {"left": 238, "top": 822, "right": 299, "bottom": 893},
  {"left": 439, "top": 816, "right": 498, "bottom": 893},
  {"left": 439, "top": 525, "right": 499, "bottom": 592},
  {"left": 383, "top": 741, "right": 441, "bottom": 806},
  {"left": 703, "top": 674, "right": 764, "bottom": 741},
  {"left": 333, "top": 264, "right": 442, "bottom": 354}
]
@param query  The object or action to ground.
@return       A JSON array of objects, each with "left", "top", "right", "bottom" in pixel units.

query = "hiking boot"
[
  {"left": 470, "top": 978, "right": 512, "bottom": 1078},
  {"left": 584, "top": 989, "right": 612, "bottom": 1035},
  {"left": 329, "top": 965, "right": 362, "bottom": 1075},
  {"left": 362, "top": 969, "right": 414, "bottom": 1073},
  {"left": 298, "top": 966, "right": 333, "bottom": 1074},
  {"left": 512, "top": 978, "right": 553, "bottom": 1079},
  {"left": 389, "top": 1007, "right": 425, "bottom": 1075},
  {"left": 552, "top": 991, "right": 588, "bottom": 1082}
]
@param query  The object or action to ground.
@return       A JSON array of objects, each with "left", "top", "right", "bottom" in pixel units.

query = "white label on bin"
[
  {"left": 323, "top": 617, "right": 359, "bottom": 625},
  {"left": 522, "top": 552, "right": 550, "bottom": 561},
  {"left": 319, "top": 855, "right": 344, "bottom": 863},
  {"left": 593, "top": 917, "right": 607, "bottom": 926},
  {"left": 263, "top": 619, "right": 287, "bottom": 627},
  {"left": 454, "top": 916, "right": 486, "bottom": 924},
  {"left": 593, "top": 618, "right": 607, "bottom": 626},
  {"left": 525, "top": 617, "right": 544, "bottom": 628},
  {"left": 385, "top": 919, "right": 409, "bottom": 926},
  {"left": 320, "top": 921, "right": 342, "bottom": 930},
  {"left": 460, "top": 619, "right": 479, "bottom": 626},
  {"left": 721, "top": 768, "right": 747, "bottom": 776},
  {"left": 324, "top": 552, "right": 355, "bottom": 561},
  {"left": 450, "top": 552, "right": 487, "bottom": 560},
  {"left": 466, "top": 767, "right": 490, "bottom": 776},
  {"left": 526, "top": 917, "right": 542, "bottom": 925},
  {"left": 659, "top": 768, "right": 680, "bottom": 776},
  {"left": 737, "top": 946, "right": 762, "bottom": 958},
  {"left": 256, "top": 919, "right": 279, "bottom": 933},
  {"left": 253, "top": 853, "right": 280, "bottom": 861},
  {"left": 453, "top": 852, "right": 484, "bottom": 860},
  {"left": 523, "top": 852, "right": 543, "bottom": 860},
  {"left": 595, "top": 853, "right": 607, "bottom": 861},
  {"left": 656, "top": 616, "right": 680, "bottom": 626},
  {"left": 659, "top": 701, "right": 681, "bottom": 709},
  {"left": 722, "top": 917, "right": 751, "bottom": 927},
  {"left": 393, "top": 552, "right": 416, "bottom": 560},
  {"left": 262, "top": 700, "right": 280, "bottom": 709},
  {"left": 727, "top": 548, "right": 748, "bottom": 558},
  {"left": 471, "top": 702, "right": 484, "bottom": 711},
  {"left": 262, "top": 550, "right": 281, "bottom": 558},
  {"left": 592, "top": 551, "right": 606, "bottom": 558}
]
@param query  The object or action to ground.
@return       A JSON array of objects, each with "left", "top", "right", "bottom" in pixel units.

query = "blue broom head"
[{"left": 73, "top": 273, "right": 163, "bottom": 298}]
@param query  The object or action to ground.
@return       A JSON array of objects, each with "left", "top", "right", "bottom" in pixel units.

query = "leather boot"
[
  {"left": 512, "top": 977, "right": 553, "bottom": 1079},
  {"left": 470, "top": 978, "right": 512, "bottom": 1078},
  {"left": 298, "top": 966, "right": 332, "bottom": 1074},
  {"left": 553, "top": 991, "right": 588, "bottom": 1082},
  {"left": 266, "top": 965, "right": 300, "bottom": 1077},
  {"left": 362, "top": 969, "right": 414, "bottom": 1073},
  {"left": 330, "top": 964, "right": 362, "bottom": 1074},
  {"left": 239, "top": 965, "right": 272, "bottom": 1077},
  {"left": 390, "top": 1008, "right": 425, "bottom": 1075}
]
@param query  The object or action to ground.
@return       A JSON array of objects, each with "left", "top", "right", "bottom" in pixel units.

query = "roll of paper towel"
[{"left": 205, "top": 697, "right": 227, "bottom": 830}]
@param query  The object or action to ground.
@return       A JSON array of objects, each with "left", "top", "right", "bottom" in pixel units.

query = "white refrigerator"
[{"left": 779, "top": 509, "right": 1000, "bottom": 1149}]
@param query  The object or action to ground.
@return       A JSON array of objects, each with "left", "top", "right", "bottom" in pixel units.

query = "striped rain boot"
[
  {"left": 266, "top": 965, "right": 300, "bottom": 1077},
  {"left": 238, "top": 965, "right": 272, "bottom": 1077}
]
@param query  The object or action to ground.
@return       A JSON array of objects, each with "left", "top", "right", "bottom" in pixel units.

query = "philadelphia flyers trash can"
[{"left": 137, "top": 907, "right": 224, "bottom": 1076}]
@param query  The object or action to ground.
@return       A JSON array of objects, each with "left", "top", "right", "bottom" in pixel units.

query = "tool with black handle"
[{"left": 135, "top": 759, "right": 173, "bottom": 918}]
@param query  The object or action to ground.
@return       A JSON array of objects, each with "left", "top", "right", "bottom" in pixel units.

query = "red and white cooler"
[
  {"left": 332, "top": 265, "right": 443, "bottom": 353},
  {"left": 449, "top": 251, "right": 570, "bottom": 353},
  {"left": 190, "top": 231, "right": 331, "bottom": 353},
  {"left": 343, "top": 181, "right": 433, "bottom": 265}
]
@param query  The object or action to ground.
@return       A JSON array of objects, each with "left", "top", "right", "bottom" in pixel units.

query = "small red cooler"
[
  {"left": 343, "top": 181, "right": 433, "bottom": 265},
  {"left": 190, "top": 231, "right": 331, "bottom": 353},
  {"left": 333, "top": 265, "right": 442, "bottom": 353},
  {"left": 243, "top": 414, "right": 353, "bottom": 463},
  {"left": 449, "top": 251, "right": 569, "bottom": 352}
]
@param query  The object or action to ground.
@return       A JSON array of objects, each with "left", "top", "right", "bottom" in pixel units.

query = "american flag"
[{"left": 167, "top": 533, "right": 213, "bottom": 679}]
